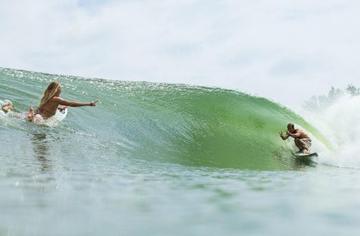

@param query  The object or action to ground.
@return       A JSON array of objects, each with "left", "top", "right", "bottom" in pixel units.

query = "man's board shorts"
[{"left": 298, "top": 138, "right": 312, "bottom": 150}]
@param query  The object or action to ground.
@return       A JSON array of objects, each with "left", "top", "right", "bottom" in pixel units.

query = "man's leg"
[
  {"left": 297, "top": 139, "right": 311, "bottom": 154},
  {"left": 294, "top": 139, "right": 304, "bottom": 152}
]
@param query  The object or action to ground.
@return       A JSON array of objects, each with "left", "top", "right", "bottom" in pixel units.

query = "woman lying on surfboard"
[{"left": 28, "top": 81, "right": 97, "bottom": 123}]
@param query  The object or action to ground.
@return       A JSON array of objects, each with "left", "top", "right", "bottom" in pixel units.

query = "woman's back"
[{"left": 38, "top": 97, "right": 59, "bottom": 118}]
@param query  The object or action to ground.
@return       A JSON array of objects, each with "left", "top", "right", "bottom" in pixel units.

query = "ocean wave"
[{"left": 0, "top": 67, "right": 329, "bottom": 170}]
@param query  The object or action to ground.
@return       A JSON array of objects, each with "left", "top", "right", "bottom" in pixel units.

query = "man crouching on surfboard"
[{"left": 280, "top": 123, "right": 312, "bottom": 154}]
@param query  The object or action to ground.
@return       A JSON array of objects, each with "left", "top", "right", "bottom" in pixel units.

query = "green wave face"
[{"left": 0, "top": 68, "right": 326, "bottom": 170}]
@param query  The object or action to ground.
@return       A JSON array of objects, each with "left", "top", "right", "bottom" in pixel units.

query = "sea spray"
[{"left": 302, "top": 95, "right": 360, "bottom": 168}]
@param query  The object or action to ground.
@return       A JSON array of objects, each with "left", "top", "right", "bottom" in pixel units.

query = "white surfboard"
[
  {"left": 53, "top": 107, "right": 68, "bottom": 122},
  {"left": 38, "top": 108, "right": 68, "bottom": 127},
  {"left": 291, "top": 151, "right": 318, "bottom": 165},
  {"left": 293, "top": 152, "right": 318, "bottom": 158}
]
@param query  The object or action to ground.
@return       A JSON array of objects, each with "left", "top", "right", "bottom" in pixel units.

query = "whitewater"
[{"left": 1, "top": 67, "right": 360, "bottom": 236}]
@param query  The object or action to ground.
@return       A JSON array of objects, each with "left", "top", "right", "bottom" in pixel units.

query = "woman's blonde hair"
[{"left": 39, "top": 81, "right": 61, "bottom": 107}]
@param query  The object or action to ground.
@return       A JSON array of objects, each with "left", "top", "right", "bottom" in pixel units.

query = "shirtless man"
[{"left": 280, "top": 123, "right": 312, "bottom": 154}]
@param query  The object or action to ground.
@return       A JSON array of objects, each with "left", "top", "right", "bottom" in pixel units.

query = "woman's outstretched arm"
[{"left": 53, "top": 97, "right": 97, "bottom": 107}]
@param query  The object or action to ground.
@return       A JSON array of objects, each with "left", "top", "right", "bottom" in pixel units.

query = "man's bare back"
[{"left": 287, "top": 129, "right": 309, "bottom": 139}]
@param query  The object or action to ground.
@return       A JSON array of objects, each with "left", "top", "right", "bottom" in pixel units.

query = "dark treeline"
[{"left": 304, "top": 85, "right": 360, "bottom": 111}]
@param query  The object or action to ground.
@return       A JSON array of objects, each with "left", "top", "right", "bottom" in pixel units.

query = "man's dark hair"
[{"left": 287, "top": 123, "right": 295, "bottom": 130}]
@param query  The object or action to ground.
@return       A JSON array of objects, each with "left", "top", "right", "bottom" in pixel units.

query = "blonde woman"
[{"left": 31, "top": 81, "right": 97, "bottom": 122}]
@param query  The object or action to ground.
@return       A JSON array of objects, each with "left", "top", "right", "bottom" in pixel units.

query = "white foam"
[
  {"left": 34, "top": 108, "right": 68, "bottom": 127},
  {"left": 300, "top": 95, "right": 360, "bottom": 168}
]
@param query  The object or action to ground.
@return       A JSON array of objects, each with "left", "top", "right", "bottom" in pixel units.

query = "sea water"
[{"left": 1, "top": 68, "right": 359, "bottom": 236}]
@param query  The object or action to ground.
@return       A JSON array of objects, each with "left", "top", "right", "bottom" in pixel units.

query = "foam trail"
[{"left": 301, "top": 95, "right": 360, "bottom": 168}]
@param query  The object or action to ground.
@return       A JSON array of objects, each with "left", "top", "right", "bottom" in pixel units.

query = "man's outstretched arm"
[
  {"left": 287, "top": 131, "right": 301, "bottom": 138},
  {"left": 280, "top": 132, "right": 289, "bottom": 140}
]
